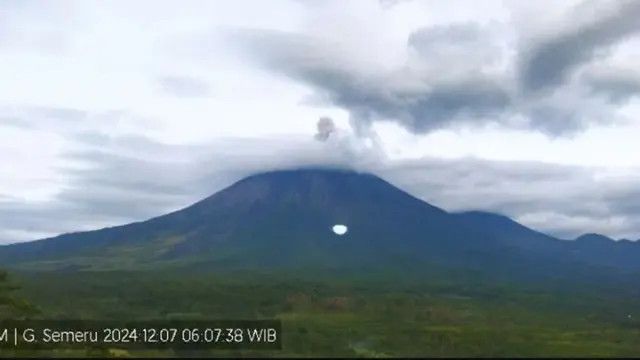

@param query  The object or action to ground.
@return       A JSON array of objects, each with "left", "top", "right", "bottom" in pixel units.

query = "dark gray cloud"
[
  {"left": 398, "top": 80, "right": 510, "bottom": 132},
  {"left": 229, "top": 1, "right": 639, "bottom": 137},
  {"left": 583, "top": 69, "right": 640, "bottom": 103},
  {"left": 525, "top": 104, "right": 583, "bottom": 136},
  {"left": 519, "top": 0, "right": 640, "bottom": 93},
  {"left": 157, "top": 76, "right": 211, "bottom": 98},
  {"left": 236, "top": 28, "right": 510, "bottom": 134}
]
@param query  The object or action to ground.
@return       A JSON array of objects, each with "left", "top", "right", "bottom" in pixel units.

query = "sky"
[{"left": 1, "top": 0, "right": 640, "bottom": 244}]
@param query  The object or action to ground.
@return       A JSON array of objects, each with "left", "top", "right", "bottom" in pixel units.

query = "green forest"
[{"left": 1, "top": 268, "right": 640, "bottom": 357}]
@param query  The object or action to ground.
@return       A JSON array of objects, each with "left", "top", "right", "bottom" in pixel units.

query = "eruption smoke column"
[
  {"left": 314, "top": 116, "right": 336, "bottom": 141},
  {"left": 312, "top": 115, "right": 386, "bottom": 170}
]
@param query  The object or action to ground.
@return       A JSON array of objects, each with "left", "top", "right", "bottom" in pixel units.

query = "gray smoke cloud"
[{"left": 314, "top": 116, "right": 336, "bottom": 141}]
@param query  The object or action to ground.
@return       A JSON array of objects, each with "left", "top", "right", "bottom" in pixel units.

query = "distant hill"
[{"left": 0, "top": 169, "right": 638, "bottom": 281}]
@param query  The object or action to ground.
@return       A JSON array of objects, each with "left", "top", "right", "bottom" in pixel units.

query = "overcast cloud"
[{"left": 1, "top": 0, "right": 639, "bottom": 244}]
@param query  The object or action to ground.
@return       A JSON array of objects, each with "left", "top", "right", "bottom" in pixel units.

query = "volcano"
[{"left": 1, "top": 169, "right": 639, "bottom": 278}]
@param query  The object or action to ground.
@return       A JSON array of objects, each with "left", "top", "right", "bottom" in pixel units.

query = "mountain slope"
[{"left": 0, "top": 169, "right": 638, "bottom": 276}]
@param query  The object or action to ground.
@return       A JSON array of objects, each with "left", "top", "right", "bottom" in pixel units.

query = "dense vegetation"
[
  {"left": 2, "top": 269, "right": 639, "bottom": 357},
  {"left": 0, "top": 270, "right": 39, "bottom": 319}
]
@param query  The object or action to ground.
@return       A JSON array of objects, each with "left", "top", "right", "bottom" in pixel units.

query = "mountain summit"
[{"left": 0, "top": 169, "right": 638, "bottom": 276}]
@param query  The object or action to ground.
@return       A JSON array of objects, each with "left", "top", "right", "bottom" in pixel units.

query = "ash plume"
[{"left": 314, "top": 116, "right": 336, "bottom": 142}]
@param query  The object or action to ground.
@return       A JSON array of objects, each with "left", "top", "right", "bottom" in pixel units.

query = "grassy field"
[{"left": 0, "top": 269, "right": 638, "bottom": 357}]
